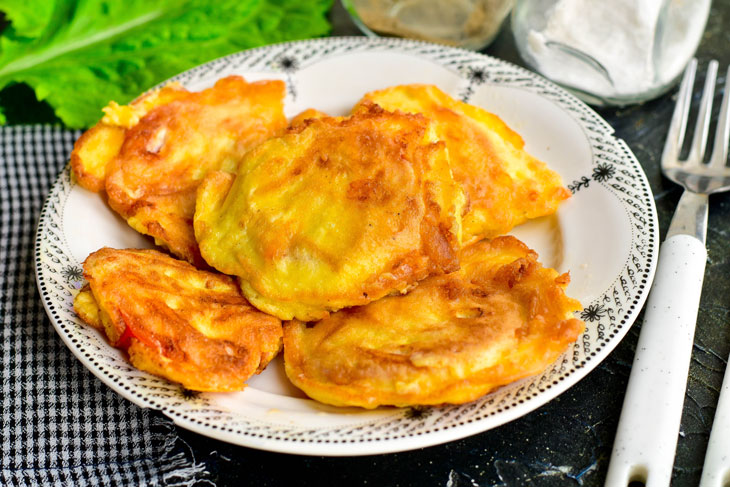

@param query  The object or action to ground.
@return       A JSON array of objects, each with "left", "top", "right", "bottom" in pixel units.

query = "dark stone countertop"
[{"left": 178, "top": 3, "right": 730, "bottom": 486}]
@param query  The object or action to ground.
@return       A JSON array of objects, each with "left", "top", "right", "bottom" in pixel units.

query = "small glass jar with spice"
[{"left": 342, "top": 0, "right": 516, "bottom": 51}]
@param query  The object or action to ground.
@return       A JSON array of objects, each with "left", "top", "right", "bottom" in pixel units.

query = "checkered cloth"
[{"left": 0, "top": 126, "right": 211, "bottom": 486}]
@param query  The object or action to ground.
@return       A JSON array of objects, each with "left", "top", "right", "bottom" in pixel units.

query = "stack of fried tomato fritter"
[{"left": 71, "top": 76, "right": 584, "bottom": 407}]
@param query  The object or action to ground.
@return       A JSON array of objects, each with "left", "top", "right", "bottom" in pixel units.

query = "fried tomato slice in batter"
[
  {"left": 355, "top": 85, "right": 571, "bottom": 243},
  {"left": 195, "top": 104, "right": 467, "bottom": 321},
  {"left": 70, "top": 76, "right": 286, "bottom": 266},
  {"left": 73, "top": 248, "right": 282, "bottom": 392},
  {"left": 283, "top": 236, "right": 584, "bottom": 408}
]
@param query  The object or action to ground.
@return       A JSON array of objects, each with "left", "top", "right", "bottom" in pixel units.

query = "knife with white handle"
[{"left": 700, "top": 355, "right": 730, "bottom": 487}]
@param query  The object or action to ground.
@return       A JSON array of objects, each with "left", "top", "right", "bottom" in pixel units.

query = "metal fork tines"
[
  {"left": 605, "top": 59, "right": 730, "bottom": 487},
  {"left": 663, "top": 60, "right": 730, "bottom": 199}
]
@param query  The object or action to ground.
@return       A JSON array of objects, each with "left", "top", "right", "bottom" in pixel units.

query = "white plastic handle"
[
  {"left": 700, "top": 354, "right": 730, "bottom": 487},
  {"left": 605, "top": 234, "right": 707, "bottom": 487}
]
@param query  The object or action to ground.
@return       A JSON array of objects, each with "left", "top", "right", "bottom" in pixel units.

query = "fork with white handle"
[{"left": 605, "top": 59, "right": 730, "bottom": 487}]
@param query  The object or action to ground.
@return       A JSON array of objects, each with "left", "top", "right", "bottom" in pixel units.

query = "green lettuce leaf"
[{"left": 0, "top": 0, "right": 332, "bottom": 128}]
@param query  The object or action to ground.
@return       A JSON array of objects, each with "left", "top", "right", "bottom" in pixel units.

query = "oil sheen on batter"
[
  {"left": 195, "top": 104, "right": 466, "bottom": 321},
  {"left": 73, "top": 248, "right": 282, "bottom": 392},
  {"left": 356, "top": 84, "right": 571, "bottom": 243},
  {"left": 70, "top": 76, "right": 286, "bottom": 266},
  {"left": 283, "top": 236, "right": 584, "bottom": 408}
]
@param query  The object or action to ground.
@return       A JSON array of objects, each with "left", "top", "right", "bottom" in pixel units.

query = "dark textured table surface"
[
  {"left": 182, "top": 4, "right": 730, "bottom": 487},
  {"left": 13, "top": 3, "right": 728, "bottom": 486}
]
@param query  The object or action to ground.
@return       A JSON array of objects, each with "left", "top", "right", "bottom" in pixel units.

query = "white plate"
[{"left": 34, "top": 37, "right": 659, "bottom": 456}]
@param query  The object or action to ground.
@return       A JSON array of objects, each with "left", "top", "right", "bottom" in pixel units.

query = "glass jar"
[
  {"left": 342, "top": 0, "right": 516, "bottom": 51},
  {"left": 511, "top": 0, "right": 711, "bottom": 106}
]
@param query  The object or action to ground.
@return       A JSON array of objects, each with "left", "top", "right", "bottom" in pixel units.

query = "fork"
[{"left": 605, "top": 58, "right": 730, "bottom": 487}]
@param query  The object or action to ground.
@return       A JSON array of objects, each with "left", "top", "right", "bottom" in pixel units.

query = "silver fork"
[{"left": 605, "top": 59, "right": 730, "bottom": 487}]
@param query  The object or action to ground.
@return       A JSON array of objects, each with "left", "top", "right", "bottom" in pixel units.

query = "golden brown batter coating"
[
  {"left": 288, "top": 108, "right": 330, "bottom": 128},
  {"left": 195, "top": 105, "right": 466, "bottom": 321},
  {"left": 73, "top": 248, "right": 282, "bottom": 392},
  {"left": 70, "top": 82, "right": 191, "bottom": 192},
  {"left": 356, "top": 85, "right": 571, "bottom": 243},
  {"left": 71, "top": 76, "right": 286, "bottom": 266},
  {"left": 283, "top": 236, "right": 584, "bottom": 408}
]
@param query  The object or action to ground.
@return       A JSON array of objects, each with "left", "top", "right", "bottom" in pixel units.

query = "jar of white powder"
[{"left": 511, "top": 0, "right": 711, "bottom": 106}]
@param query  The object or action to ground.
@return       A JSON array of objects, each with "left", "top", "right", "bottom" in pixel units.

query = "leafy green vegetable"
[{"left": 0, "top": 0, "right": 332, "bottom": 127}]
